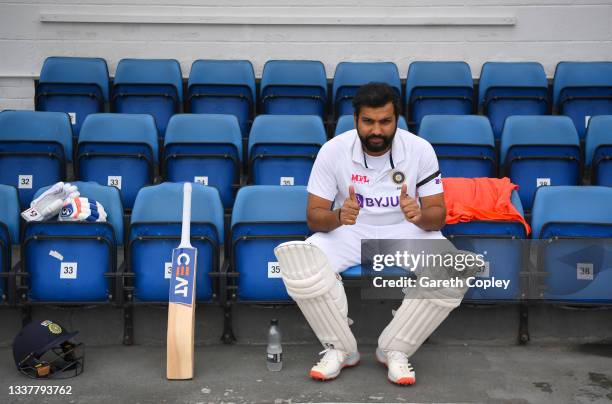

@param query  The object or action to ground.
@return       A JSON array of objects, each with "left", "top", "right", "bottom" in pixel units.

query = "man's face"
[{"left": 354, "top": 102, "right": 397, "bottom": 155}]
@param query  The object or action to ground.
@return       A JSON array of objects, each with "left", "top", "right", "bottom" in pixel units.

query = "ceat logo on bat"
[{"left": 169, "top": 248, "right": 196, "bottom": 306}]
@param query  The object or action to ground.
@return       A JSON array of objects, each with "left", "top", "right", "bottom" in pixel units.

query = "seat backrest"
[
  {"left": 0, "top": 110, "right": 73, "bottom": 162},
  {"left": 261, "top": 60, "right": 327, "bottom": 94},
  {"left": 585, "top": 115, "right": 612, "bottom": 166},
  {"left": 334, "top": 115, "right": 408, "bottom": 136},
  {"left": 500, "top": 116, "right": 580, "bottom": 165},
  {"left": 553, "top": 61, "right": 612, "bottom": 109},
  {"left": 231, "top": 185, "right": 308, "bottom": 227},
  {"left": 187, "top": 59, "right": 255, "bottom": 101},
  {"left": 419, "top": 115, "right": 495, "bottom": 146},
  {"left": 131, "top": 182, "right": 224, "bottom": 241},
  {"left": 79, "top": 113, "right": 159, "bottom": 159},
  {"left": 332, "top": 61, "right": 401, "bottom": 101},
  {"left": 114, "top": 59, "right": 183, "bottom": 101},
  {"left": 406, "top": 61, "right": 473, "bottom": 103},
  {"left": 39, "top": 56, "right": 110, "bottom": 101},
  {"left": 0, "top": 184, "right": 19, "bottom": 244},
  {"left": 248, "top": 115, "right": 327, "bottom": 152},
  {"left": 164, "top": 114, "right": 242, "bottom": 162},
  {"left": 531, "top": 186, "right": 612, "bottom": 238},
  {"left": 478, "top": 62, "right": 547, "bottom": 107},
  {"left": 33, "top": 181, "right": 124, "bottom": 244}
]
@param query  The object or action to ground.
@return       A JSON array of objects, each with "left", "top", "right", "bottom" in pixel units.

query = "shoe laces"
[
  {"left": 386, "top": 350, "right": 414, "bottom": 372},
  {"left": 317, "top": 348, "right": 345, "bottom": 365}
]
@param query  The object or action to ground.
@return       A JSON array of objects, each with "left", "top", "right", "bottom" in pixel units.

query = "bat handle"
[{"left": 180, "top": 182, "right": 192, "bottom": 248}]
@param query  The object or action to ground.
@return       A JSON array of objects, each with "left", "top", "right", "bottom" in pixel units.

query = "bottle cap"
[{"left": 270, "top": 318, "right": 279, "bottom": 326}]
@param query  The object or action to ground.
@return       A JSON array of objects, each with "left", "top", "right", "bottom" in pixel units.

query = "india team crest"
[{"left": 391, "top": 170, "right": 405, "bottom": 184}]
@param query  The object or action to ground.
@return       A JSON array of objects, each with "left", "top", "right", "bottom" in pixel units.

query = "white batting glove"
[
  {"left": 21, "top": 182, "right": 80, "bottom": 222},
  {"left": 58, "top": 197, "right": 107, "bottom": 223}
]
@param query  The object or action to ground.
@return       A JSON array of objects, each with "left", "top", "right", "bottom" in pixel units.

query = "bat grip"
[{"left": 181, "top": 182, "right": 192, "bottom": 247}]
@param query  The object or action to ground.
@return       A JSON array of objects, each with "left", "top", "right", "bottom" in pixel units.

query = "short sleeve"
[
  {"left": 416, "top": 141, "right": 443, "bottom": 197},
  {"left": 307, "top": 143, "right": 338, "bottom": 202}
]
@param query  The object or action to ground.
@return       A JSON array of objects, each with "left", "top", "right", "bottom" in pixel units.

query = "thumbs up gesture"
[
  {"left": 400, "top": 184, "right": 421, "bottom": 224},
  {"left": 339, "top": 185, "right": 360, "bottom": 225}
]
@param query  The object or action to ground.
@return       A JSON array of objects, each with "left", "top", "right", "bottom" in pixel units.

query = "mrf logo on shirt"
[{"left": 351, "top": 174, "right": 370, "bottom": 184}]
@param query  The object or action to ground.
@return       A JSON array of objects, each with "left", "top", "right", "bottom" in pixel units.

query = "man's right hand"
[{"left": 339, "top": 185, "right": 360, "bottom": 225}]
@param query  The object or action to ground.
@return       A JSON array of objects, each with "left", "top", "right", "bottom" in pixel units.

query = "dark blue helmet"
[{"left": 13, "top": 320, "right": 84, "bottom": 379}]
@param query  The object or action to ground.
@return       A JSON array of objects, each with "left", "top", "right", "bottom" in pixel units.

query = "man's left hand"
[{"left": 400, "top": 183, "right": 421, "bottom": 223}]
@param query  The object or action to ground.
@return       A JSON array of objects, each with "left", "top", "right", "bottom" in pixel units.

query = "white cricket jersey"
[{"left": 307, "top": 128, "right": 443, "bottom": 226}]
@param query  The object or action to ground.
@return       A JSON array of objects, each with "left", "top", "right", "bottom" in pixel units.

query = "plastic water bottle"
[{"left": 266, "top": 319, "right": 282, "bottom": 371}]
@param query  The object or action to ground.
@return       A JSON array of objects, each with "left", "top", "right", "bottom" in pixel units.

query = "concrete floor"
[{"left": 2, "top": 343, "right": 612, "bottom": 404}]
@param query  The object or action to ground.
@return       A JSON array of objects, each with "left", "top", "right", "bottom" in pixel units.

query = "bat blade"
[{"left": 167, "top": 183, "right": 197, "bottom": 380}]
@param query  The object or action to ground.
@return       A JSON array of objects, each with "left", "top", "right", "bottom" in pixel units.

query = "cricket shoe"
[
  {"left": 309, "top": 347, "right": 360, "bottom": 381},
  {"left": 375, "top": 347, "right": 416, "bottom": 385}
]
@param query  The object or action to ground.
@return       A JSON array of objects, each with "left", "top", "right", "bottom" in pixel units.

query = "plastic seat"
[
  {"left": 333, "top": 62, "right": 401, "bottom": 118},
  {"left": 260, "top": 60, "right": 327, "bottom": 118},
  {"left": 531, "top": 186, "right": 612, "bottom": 302},
  {"left": 113, "top": 59, "right": 183, "bottom": 135},
  {"left": 479, "top": 62, "right": 548, "bottom": 139},
  {"left": 334, "top": 115, "right": 408, "bottom": 136},
  {"left": 36, "top": 56, "right": 109, "bottom": 137},
  {"left": 553, "top": 61, "right": 612, "bottom": 139},
  {"left": 77, "top": 114, "right": 158, "bottom": 210},
  {"left": 585, "top": 116, "right": 612, "bottom": 186},
  {"left": 419, "top": 115, "right": 496, "bottom": 178},
  {"left": 443, "top": 190, "right": 527, "bottom": 301},
  {"left": 0, "top": 185, "right": 19, "bottom": 304},
  {"left": 187, "top": 60, "right": 255, "bottom": 137},
  {"left": 500, "top": 116, "right": 581, "bottom": 210},
  {"left": 229, "top": 186, "right": 309, "bottom": 301},
  {"left": 163, "top": 114, "right": 242, "bottom": 210},
  {"left": 248, "top": 115, "right": 327, "bottom": 186},
  {"left": 127, "top": 182, "right": 224, "bottom": 302},
  {"left": 406, "top": 61, "right": 474, "bottom": 132},
  {"left": 20, "top": 182, "right": 123, "bottom": 303},
  {"left": 0, "top": 111, "right": 72, "bottom": 208}
]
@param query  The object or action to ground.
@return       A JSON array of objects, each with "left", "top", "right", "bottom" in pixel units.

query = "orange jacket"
[{"left": 442, "top": 177, "right": 531, "bottom": 235}]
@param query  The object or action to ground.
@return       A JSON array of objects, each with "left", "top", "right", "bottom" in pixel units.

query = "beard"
[{"left": 358, "top": 131, "right": 395, "bottom": 153}]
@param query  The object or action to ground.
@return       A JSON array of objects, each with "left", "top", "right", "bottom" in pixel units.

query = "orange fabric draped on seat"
[{"left": 441, "top": 177, "right": 531, "bottom": 235}]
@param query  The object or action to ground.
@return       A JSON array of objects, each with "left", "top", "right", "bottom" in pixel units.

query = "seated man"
[{"left": 275, "top": 82, "right": 459, "bottom": 385}]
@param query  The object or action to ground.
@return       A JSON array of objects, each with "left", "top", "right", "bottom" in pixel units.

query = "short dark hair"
[{"left": 352, "top": 82, "right": 400, "bottom": 118}]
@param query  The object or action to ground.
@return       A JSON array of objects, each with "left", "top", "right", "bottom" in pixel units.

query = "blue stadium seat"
[
  {"left": 248, "top": 115, "right": 327, "bottom": 186},
  {"left": 443, "top": 190, "right": 527, "bottom": 301},
  {"left": 77, "top": 114, "right": 158, "bottom": 210},
  {"left": 163, "top": 114, "right": 242, "bottom": 210},
  {"left": 20, "top": 181, "right": 123, "bottom": 303},
  {"left": 128, "top": 183, "right": 224, "bottom": 302},
  {"left": 419, "top": 115, "right": 496, "bottom": 178},
  {"left": 260, "top": 60, "right": 327, "bottom": 118},
  {"left": 0, "top": 185, "right": 19, "bottom": 304},
  {"left": 332, "top": 62, "right": 401, "bottom": 117},
  {"left": 187, "top": 60, "right": 255, "bottom": 137},
  {"left": 553, "top": 61, "right": 612, "bottom": 139},
  {"left": 36, "top": 57, "right": 109, "bottom": 137},
  {"left": 113, "top": 59, "right": 183, "bottom": 135},
  {"left": 229, "top": 186, "right": 309, "bottom": 301},
  {"left": 0, "top": 111, "right": 72, "bottom": 209},
  {"left": 334, "top": 115, "right": 408, "bottom": 136},
  {"left": 531, "top": 186, "right": 612, "bottom": 302},
  {"left": 479, "top": 62, "right": 548, "bottom": 139},
  {"left": 500, "top": 116, "right": 580, "bottom": 210},
  {"left": 406, "top": 61, "right": 474, "bottom": 132},
  {"left": 585, "top": 115, "right": 612, "bottom": 186}
]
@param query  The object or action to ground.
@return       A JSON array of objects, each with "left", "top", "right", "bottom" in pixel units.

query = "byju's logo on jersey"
[
  {"left": 355, "top": 193, "right": 400, "bottom": 209},
  {"left": 351, "top": 174, "right": 370, "bottom": 184}
]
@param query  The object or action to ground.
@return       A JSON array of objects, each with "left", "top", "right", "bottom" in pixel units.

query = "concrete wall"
[{"left": 0, "top": 0, "right": 611, "bottom": 110}]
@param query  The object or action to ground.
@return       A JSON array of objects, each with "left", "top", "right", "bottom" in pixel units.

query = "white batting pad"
[{"left": 274, "top": 241, "right": 358, "bottom": 354}]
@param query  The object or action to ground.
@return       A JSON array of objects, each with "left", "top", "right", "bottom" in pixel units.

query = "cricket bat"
[{"left": 167, "top": 182, "right": 198, "bottom": 380}]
